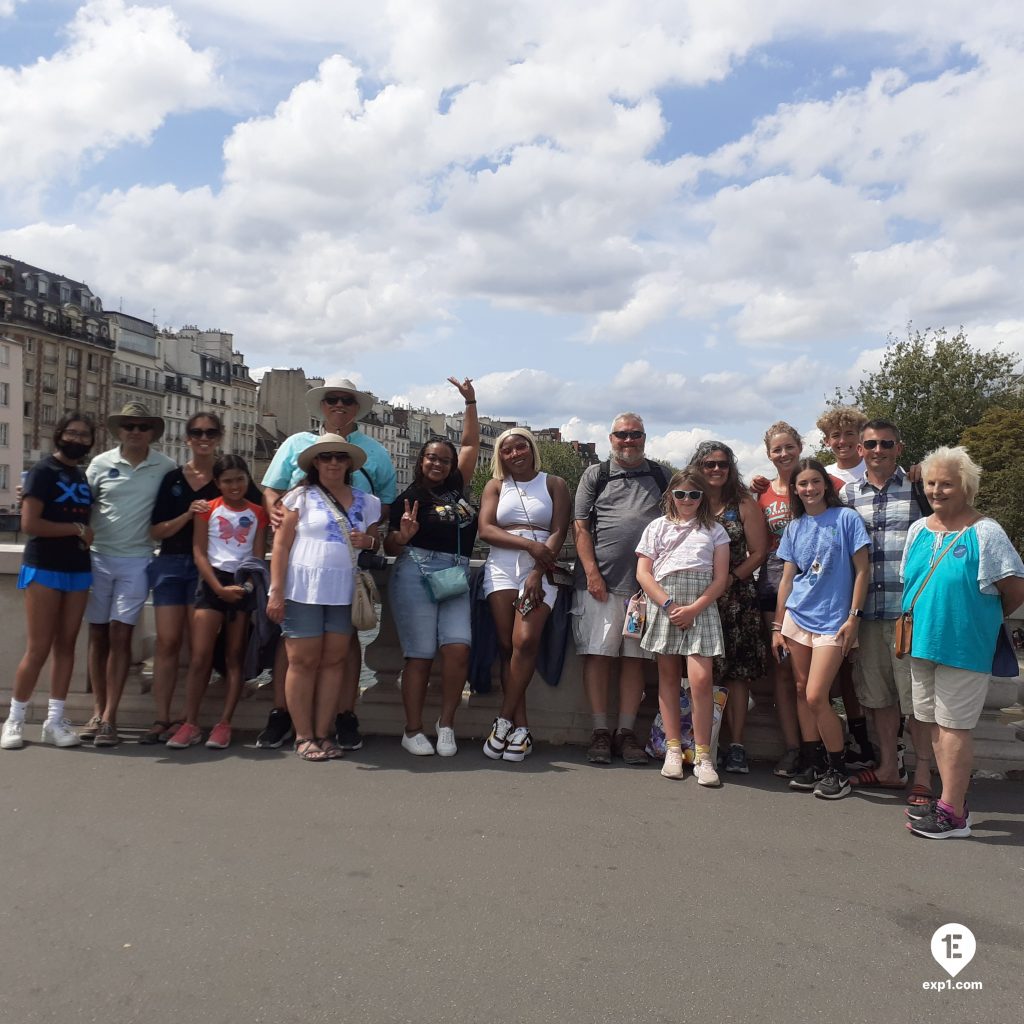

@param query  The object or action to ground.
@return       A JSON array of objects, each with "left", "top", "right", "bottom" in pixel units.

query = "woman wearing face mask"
[{"left": 2, "top": 414, "right": 95, "bottom": 751}]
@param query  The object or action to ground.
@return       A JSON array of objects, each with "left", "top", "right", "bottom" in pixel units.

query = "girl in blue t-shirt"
[
  {"left": 771, "top": 459, "right": 870, "bottom": 800},
  {"left": 2, "top": 414, "right": 95, "bottom": 751}
]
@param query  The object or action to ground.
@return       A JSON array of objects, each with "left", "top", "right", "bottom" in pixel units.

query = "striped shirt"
[{"left": 841, "top": 468, "right": 925, "bottom": 620}]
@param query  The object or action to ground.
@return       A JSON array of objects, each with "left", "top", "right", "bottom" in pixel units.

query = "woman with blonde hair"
[{"left": 478, "top": 428, "right": 570, "bottom": 762}]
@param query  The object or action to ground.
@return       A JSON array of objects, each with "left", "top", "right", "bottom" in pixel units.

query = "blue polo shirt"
[{"left": 261, "top": 428, "right": 397, "bottom": 505}]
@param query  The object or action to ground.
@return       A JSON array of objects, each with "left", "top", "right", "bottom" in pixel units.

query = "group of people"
[{"left": 4, "top": 381, "right": 1022, "bottom": 841}]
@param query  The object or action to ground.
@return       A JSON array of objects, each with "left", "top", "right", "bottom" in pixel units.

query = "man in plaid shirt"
[{"left": 841, "top": 419, "right": 933, "bottom": 797}]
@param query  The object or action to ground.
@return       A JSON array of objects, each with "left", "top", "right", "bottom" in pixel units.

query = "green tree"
[
  {"left": 830, "top": 325, "right": 1020, "bottom": 467},
  {"left": 960, "top": 404, "right": 1024, "bottom": 555}
]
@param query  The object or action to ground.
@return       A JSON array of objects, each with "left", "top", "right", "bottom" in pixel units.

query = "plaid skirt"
[{"left": 640, "top": 569, "right": 725, "bottom": 658}]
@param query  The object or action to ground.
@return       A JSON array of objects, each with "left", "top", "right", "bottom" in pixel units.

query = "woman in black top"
[
  {"left": 144, "top": 412, "right": 261, "bottom": 744},
  {"left": 384, "top": 377, "right": 479, "bottom": 757},
  {"left": 2, "top": 414, "right": 94, "bottom": 751}
]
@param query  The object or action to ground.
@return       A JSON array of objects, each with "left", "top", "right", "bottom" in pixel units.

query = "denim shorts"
[
  {"left": 389, "top": 548, "right": 471, "bottom": 659},
  {"left": 147, "top": 553, "right": 199, "bottom": 607},
  {"left": 282, "top": 600, "right": 354, "bottom": 639}
]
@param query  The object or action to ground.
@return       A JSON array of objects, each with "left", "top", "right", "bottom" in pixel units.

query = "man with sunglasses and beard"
[
  {"left": 572, "top": 413, "right": 668, "bottom": 766},
  {"left": 258, "top": 376, "right": 396, "bottom": 752},
  {"left": 83, "top": 402, "right": 176, "bottom": 747}
]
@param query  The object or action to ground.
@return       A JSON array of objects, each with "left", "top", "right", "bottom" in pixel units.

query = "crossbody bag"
[
  {"left": 512, "top": 478, "right": 574, "bottom": 589},
  {"left": 408, "top": 512, "right": 470, "bottom": 603}
]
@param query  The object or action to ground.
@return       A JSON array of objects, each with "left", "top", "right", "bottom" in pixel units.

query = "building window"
[
  {"left": 0, "top": 382, "right": 8, "bottom": 406},
  {"left": 66, "top": 378, "right": 79, "bottom": 398},
  {"left": 24, "top": 368, "right": 34, "bottom": 386},
  {"left": 85, "top": 381, "right": 98, "bottom": 399},
  {"left": 41, "top": 405, "right": 56, "bottom": 425},
  {"left": 25, "top": 337, "right": 34, "bottom": 353},
  {"left": 42, "top": 372, "right": 56, "bottom": 393},
  {"left": 23, "top": 401, "right": 33, "bottom": 417},
  {"left": 0, "top": 466, "right": 8, "bottom": 491},
  {"left": 87, "top": 353, "right": 99, "bottom": 371},
  {"left": 0, "top": 344, "right": 7, "bottom": 367},
  {"left": 0, "top": 423, "right": 7, "bottom": 446},
  {"left": 44, "top": 343, "right": 57, "bottom": 364},
  {"left": 59, "top": 283, "right": 71, "bottom": 303},
  {"left": 66, "top": 348, "right": 79, "bottom": 368}
]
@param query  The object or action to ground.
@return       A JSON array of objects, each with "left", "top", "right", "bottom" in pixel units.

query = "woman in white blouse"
[{"left": 267, "top": 436, "right": 381, "bottom": 761}]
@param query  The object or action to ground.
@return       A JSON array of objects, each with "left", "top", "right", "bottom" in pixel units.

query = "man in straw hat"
[
  {"left": 258, "top": 376, "right": 397, "bottom": 751},
  {"left": 83, "top": 402, "right": 175, "bottom": 747}
]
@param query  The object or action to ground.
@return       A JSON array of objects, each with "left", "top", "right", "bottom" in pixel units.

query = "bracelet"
[
  {"left": 770, "top": 622, "right": 783, "bottom": 632},
  {"left": 662, "top": 597, "right": 674, "bottom": 609},
  {"left": 465, "top": 400, "right": 477, "bottom": 405},
  {"left": 75, "top": 522, "right": 86, "bottom": 538}
]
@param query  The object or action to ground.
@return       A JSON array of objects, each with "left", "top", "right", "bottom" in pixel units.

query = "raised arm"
[{"left": 448, "top": 376, "right": 480, "bottom": 485}]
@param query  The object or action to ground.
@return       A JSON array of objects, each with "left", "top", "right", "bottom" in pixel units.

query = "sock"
[
  {"left": 8, "top": 698, "right": 29, "bottom": 724},
  {"left": 616, "top": 713, "right": 636, "bottom": 733},
  {"left": 848, "top": 716, "right": 873, "bottom": 756},
  {"left": 827, "top": 749, "right": 847, "bottom": 773},
  {"left": 695, "top": 743, "right": 711, "bottom": 762},
  {"left": 798, "top": 740, "right": 818, "bottom": 770},
  {"left": 592, "top": 713, "right": 609, "bottom": 732},
  {"left": 46, "top": 698, "right": 65, "bottom": 725},
  {"left": 936, "top": 799, "right": 965, "bottom": 823},
  {"left": 896, "top": 716, "right": 906, "bottom": 740}
]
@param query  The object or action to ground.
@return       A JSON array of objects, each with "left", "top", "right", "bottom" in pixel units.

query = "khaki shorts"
[
  {"left": 852, "top": 619, "right": 913, "bottom": 713},
  {"left": 571, "top": 589, "right": 653, "bottom": 659},
  {"left": 910, "top": 658, "right": 990, "bottom": 731},
  {"left": 781, "top": 610, "right": 857, "bottom": 650}
]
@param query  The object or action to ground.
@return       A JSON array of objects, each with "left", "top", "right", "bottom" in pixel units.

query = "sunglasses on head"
[
  {"left": 701, "top": 459, "right": 730, "bottom": 471},
  {"left": 323, "top": 394, "right": 359, "bottom": 407},
  {"left": 316, "top": 451, "right": 351, "bottom": 463},
  {"left": 672, "top": 489, "right": 703, "bottom": 501},
  {"left": 187, "top": 428, "right": 221, "bottom": 439},
  {"left": 862, "top": 439, "right": 897, "bottom": 450},
  {"left": 121, "top": 422, "right": 153, "bottom": 432},
  {"left": 611, "top": 430, "right": 645, "bottom": 440}
]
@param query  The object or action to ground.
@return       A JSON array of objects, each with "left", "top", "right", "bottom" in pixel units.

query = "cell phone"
[
  {"left": 515, "top": 594, "right": 535, "bottom": 617},
  {"left": 775, "top": 644, "right": 789, "bottom": 663}
]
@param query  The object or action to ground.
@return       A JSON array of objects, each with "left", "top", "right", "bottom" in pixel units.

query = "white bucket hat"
[{"left": 304, "top": 376, "right": 375, "bottom": 420}]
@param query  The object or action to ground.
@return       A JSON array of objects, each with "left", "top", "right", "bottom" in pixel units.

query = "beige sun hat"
[
  {"left": 107, "top": 401, "right": 165, "bottom": 441},
  {"left": 304, "top": 375, "right": 375, "bottom": 420},
  {"left": 297, "top": 434, "right": 368, "bottom": 474}
]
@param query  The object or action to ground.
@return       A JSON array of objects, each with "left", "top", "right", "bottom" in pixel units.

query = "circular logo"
[
  {"left": 953, "top": 545, "right": 968, "bottom": 559},
  {"left": 171, "top": 484, "right": 183, "bottom": 497},
  {"left": 239, "top": 515, "right": 253, "bottom": 527},
  {"left": 108, "top": 468, "right": 120, "bottom": 478}
]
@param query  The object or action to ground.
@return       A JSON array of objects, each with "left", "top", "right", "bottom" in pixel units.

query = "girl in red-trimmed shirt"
[{"left": 166, "top": 456, "right": 267, "bottom": 750}]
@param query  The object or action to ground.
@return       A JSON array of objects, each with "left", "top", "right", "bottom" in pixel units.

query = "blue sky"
[{"left": 2, "top": 1, "right": 1022, "bottom": 475}]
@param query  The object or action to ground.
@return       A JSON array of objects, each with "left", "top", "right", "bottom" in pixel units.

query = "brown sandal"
[
  {"left": 295, "top": 737, "right": 326, "bottom": 762},
  {"left": 317, "top": 737, "right": 344, "bottom": 760}
]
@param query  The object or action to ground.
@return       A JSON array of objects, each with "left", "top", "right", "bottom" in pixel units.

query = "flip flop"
[
  {"left": 850, "top": 768, "right": 906, "bottom": 790},
  {"left": 906, "top": 783, "right": 934, "bottom": 807}
]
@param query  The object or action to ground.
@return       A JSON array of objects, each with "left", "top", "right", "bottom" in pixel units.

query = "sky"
[{"left": 2, "top": 1, "right": 1023, "bottom": 477}]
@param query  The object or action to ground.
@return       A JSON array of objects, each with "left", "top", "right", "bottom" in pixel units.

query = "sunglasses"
[
  {"left": 611, "top": 430, "right": 645, "bottom": 440},
  {"left": 701, "top": 460, "right": 730, "bottom": 471},
  {"left": 862, "top": 439, "right": 897, "bottom": 450},
  {"left": 187, "top": 428, "right": 221, "bottom": 439},
  {"left": 323, "top": 394, "right": 359, "bottom": 407},
  {"left": 672, "top": 489, "right": 703, "bottom": 501},
  {"left": 121, "top": 422, "right": 153, "bottom": 432},
  {"left": 316, "top": 452, "right": 351, "bottom": 463}
]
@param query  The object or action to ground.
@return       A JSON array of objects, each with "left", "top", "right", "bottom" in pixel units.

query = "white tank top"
[{"left": 495, "top": 472, "right": 553, "bottom": 534}]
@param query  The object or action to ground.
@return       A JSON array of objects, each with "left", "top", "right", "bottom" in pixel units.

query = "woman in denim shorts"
[{"left": 384, "top": 377, "right": 479, "bottom": 757}]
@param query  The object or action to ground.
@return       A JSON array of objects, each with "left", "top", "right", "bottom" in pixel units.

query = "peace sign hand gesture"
[
  {"left": 448, "top": 376, "right": 476, "bottom": 404},
  {"left": 397, "top": 499, "right": 420, "bottom": 543}
]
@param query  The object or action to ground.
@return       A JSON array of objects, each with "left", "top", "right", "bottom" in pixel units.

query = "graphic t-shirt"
[
  {"left": 776, "top": 506, "right": 871, "bottom": 635},
  {"left": 758, "top": 474, "right": 846, "bottom": 556},
  {"left": 198, "top": 498, "right": 268, "bottom": 572},
  {"left": 151, "top": 468, "right": 263, "bottom": 557},
  {"left": 389, "top": 484, "right": 477, "bottom": 555},
  {"left": 22, "top": 455, "right": 93, "bottom": 573}
]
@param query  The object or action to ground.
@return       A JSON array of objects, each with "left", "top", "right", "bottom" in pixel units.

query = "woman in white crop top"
[{"left": 478, "top": 428, "right": 570, "bottom": 764}]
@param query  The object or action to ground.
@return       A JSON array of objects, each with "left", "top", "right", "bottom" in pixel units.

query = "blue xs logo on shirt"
[{"left": 56, "top": 481, "right": 92, "bottom": 504}]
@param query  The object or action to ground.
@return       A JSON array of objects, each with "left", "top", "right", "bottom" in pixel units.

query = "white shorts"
[
  {"left": 570, "top": 589, "right": 652, "bottom": 659},
  {"left": 482, "top": 536, "right": 557, "bottom": 609},
  {"left": 781, "top": 610, "right": 858, "bottom": 651},
  {"left": 86, "top": 553, "right": 150, "bottom": 626},
  {"left": 910, "top": 658, "right": 990, "bottom": 731}
]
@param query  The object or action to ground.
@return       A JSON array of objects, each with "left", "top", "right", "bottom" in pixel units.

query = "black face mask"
[{"left": 56, "top": 440, "right": 91, "bottom": 461}]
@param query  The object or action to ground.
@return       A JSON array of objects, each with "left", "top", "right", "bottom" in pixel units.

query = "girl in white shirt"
[
  {"left": 267, "top": 437, "right": 381, "bottom": 762},
  {"left": 635, "top": 468, "right": 731, "bottom": 786}
]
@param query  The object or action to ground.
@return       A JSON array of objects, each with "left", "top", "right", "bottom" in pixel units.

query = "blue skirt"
[{"left": 18, "top": 565, "right": 92, "bottom": 592}]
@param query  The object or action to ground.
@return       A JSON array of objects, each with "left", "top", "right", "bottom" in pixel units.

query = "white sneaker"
[
  {"left": 435, "top": 721, "right": 457, "bottom": 757},
  {"left": 502, "top": 726, "right": 533, "bottom": 762},
  {"left": 694, "top": 758, "right": 722, "bottom": 787},
  {"left": 483, "top": 716, "right": 512, "bottom": 759},
  {"left": 40, "top": 718, "right": 82, "bottom": 748},
  {"left": 2, "top": 718, "right": 25, "bottom": 749},
  {"left": 660, "top": 746, "right": 683, "bottom": 779},
  {"left": 401, "top": 732, "right": 435, "bottom": 756}
]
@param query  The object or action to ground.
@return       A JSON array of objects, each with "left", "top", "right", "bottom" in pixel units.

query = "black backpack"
[{"left": 591, "top": 459, "right": 669, "bottom": 503}]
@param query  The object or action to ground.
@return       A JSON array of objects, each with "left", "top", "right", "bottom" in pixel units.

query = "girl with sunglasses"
[
  {"left": 144, "top": 413, "right": 261, "bottom": 744},
  {"left": 267, "top": 437, "right": 381, "bottom": 761},
  {"left": 635, "top": 468, "right": 731, "bottom": 785}
]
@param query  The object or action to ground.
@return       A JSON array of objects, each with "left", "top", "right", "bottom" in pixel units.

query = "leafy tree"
[
  {"left": 830, "top": 325, "right": 1020, "bottom": 467},
  {"left": 960, "top": 403, "right": 1024, "bottom": 555}
]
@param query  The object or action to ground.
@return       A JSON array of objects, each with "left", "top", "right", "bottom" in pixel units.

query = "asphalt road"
[{"left": 2, "top": 736, "right": 1022, "bottom": 1024}]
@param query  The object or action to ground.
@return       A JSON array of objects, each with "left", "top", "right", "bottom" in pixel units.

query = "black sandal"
[
  {"left": 138, "top": 721, "right": 172, "bottom": 745},
  {"left": 295, "top": 737, "right": 326, "bottom": 762}
]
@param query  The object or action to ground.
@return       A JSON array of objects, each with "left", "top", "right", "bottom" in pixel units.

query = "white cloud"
[{"left": 0, "top": 1, "right": 223, "bottom": 202}]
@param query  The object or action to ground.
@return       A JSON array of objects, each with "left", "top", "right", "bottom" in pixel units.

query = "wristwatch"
[
  {"left": 662, "top": 597, "right": 674, "bottom": 610},
  {"left": 849, "top": 608, "right": 864, "bottom": 618}
]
